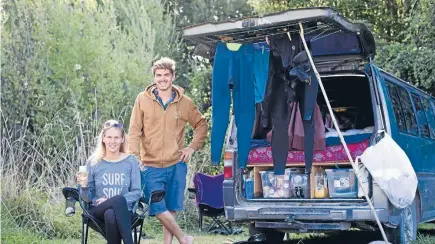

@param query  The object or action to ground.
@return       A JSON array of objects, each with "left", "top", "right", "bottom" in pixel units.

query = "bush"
[{"left": 0, "top": 0, "right": 196, "bottom": 241}]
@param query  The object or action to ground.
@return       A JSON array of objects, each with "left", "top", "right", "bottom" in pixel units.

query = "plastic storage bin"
[
  {"left": 259, "top": 170, "right": 291, "bottom": 198},
  {"left": 288, "top": 169, "right": 308, "bottom": 198},
  {"left": 243, "top": 178, "right": 254, "bottom": 199},
  {"left": 325, "top": 168, "right": 358, "bottom": 198}
]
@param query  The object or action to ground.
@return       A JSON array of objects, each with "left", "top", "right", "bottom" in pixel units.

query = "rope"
[{"left": 298, "top": 22, "right": 390, "bottom": 243}]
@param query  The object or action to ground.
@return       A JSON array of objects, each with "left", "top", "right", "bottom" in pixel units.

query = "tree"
[
  {"left": 376, "top": 0, "right": 435, "bottom": 95},
  {"left": 247, "top": 0, "right": 435, "bottom": 95},
  {"left": 1, "top": 0, "right": 182, "bottom": 181}
]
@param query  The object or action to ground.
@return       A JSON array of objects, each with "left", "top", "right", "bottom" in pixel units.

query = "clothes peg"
[
  {"left": 287, "top": 32, "right": 292, "bottom": 41},
  {"left": 226, "top": 43, "right": 242, "bottom": 51}
]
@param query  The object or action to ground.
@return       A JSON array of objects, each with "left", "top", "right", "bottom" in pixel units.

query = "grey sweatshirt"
[{"left": 80, "top": 155, "right": 141, "bottom": 211}]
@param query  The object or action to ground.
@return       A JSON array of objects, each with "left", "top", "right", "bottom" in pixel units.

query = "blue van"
[{"left": 183, "top": 7, "right": 435, "bottom": 244}]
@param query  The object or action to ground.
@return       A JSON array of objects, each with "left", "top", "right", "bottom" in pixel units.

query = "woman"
[{"left": 76, "top": 119, "right": 141, "bottom": 244}]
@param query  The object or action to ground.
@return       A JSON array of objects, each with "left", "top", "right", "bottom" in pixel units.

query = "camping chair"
[
  {"left": 187, "top": 173, "right": 233, "bottom": 235},
  {"left": 62, "top": 187, "right": 165, "bottom": 244}
]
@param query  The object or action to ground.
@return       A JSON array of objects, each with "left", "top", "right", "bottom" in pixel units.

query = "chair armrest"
[
  {"left": 62, "top": 187, "right": 80, "bottom": 201},
  {"left": 136, "top": 197, "right": 148, "bottom": 218},
  {"left": 139, "top": 196, "right": 147, "bottom": 205},
  {"left": 187, "top": 188, "right": 197, "bottom": 200},
  {"left": 63, "top": 187, "right": 92, "bottom": 217}
]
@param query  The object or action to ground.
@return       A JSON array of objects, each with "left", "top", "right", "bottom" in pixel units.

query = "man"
[{"left": 128, "top": 57, "right": 207, "bottom": 244}]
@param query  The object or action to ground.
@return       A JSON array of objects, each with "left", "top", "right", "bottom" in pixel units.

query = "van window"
[
  {"left": 422, "top": 98, "right": 435, "bottom": 139},
  {"left": 385, "top": 81, "right": 407, "bottom": 132},
  {"left": 411, "top": 93, "right": 431, "bottom": 138},
  {"left": 396, "top": 86, "right": 419, "bottom": 135}
]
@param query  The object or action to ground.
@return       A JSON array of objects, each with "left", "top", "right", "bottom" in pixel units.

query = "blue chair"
[
  {"left": 62, "top": 187, "right": 165, "bottom": 244},
  {"left": 188, "top": 173, "right": 233, "bottom": 234}
]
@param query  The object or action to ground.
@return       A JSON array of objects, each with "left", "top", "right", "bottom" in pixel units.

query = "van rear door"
[{"left": 182, "top": 7, "right": 376, "bottom": 64}]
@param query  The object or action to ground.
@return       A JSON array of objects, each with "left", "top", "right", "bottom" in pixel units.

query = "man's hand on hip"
[{"left": 179, "top": 147, "right": 194, "bottom": 163}]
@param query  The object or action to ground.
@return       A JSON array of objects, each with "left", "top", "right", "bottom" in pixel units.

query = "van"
[{"left": 183, "top": 7, "right": 435, "bottom": 244}]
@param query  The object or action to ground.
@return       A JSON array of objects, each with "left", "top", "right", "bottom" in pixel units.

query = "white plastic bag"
[
  {"left": 357, "top": 131, "right": 417, "bottom": 209},
  {"left": 356, "top": 161, "right": 369, "bottom": 198}
]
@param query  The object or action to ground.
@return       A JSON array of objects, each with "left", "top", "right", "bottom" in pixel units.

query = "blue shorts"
[{"left": 141, "top": 162, "right": 187, "bottom": 216}]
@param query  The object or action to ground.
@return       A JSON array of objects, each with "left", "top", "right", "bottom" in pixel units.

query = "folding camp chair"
[
  {"left": 62, "top": 187, "right": 165, "bottom": 244},
  {"left": 187, "top": 173, "right": 233, "bottom": 235}
]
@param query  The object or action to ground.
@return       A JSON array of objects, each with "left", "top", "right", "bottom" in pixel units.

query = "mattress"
[{"left": 248, "top": 139, "right": 370, "bottom": 165}]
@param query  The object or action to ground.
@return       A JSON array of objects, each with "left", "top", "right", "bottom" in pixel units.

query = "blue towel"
[
  {"left": 325, "top": 133, "right": 372, "bottom": 146},
  {"left": 251, "top": 139, "right": 270, "bottom": 148}
]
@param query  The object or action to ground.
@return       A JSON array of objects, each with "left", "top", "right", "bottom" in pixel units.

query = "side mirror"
[{"left": 150, "top": 190, "right": 165, "bottom": 204}]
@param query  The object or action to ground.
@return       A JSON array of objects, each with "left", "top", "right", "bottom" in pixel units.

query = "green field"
[{"left": 4, "top": 220, "right": 435, "bottom": 244}]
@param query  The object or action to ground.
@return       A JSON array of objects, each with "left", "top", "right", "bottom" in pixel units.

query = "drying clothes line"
[
  {"left": 200, "top": 21, "right": 337, "bottom": 44},
  {"left": 298, "top": 22, "right": 390, "bottom": 243}
]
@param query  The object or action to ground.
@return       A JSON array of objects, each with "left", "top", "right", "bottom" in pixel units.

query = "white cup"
[{"left": 79, "top": 166, "right": 87, "bottom": 177}]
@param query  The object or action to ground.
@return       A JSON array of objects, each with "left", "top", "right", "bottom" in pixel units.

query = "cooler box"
[{"left": 325, "top": 168, "right": 358, "bottom": 198}]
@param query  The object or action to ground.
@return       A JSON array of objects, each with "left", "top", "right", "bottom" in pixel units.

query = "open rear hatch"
[
  {"left": 182, "top": 8, "right": 377, "bottom": 203},
  {"left": 182, "top": 7, "right": 376, "bottom": 64},
  {"left": 242, "top": 74, "right": 374, "bottom": 203}
]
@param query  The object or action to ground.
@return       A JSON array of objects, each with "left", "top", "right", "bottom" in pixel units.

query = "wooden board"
[
  {"left": 253, "top": 166, "right": 270, "bottom": 197},
  {"left": 247, "top": 161, "right": 350, "bottom": 168}
]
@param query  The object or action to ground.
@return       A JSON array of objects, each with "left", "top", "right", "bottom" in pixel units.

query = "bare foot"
[{"left": 182, "top": 235, "right": 194, "bottom": 244}]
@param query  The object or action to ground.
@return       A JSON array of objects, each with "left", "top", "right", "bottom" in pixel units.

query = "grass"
[
  {"left": 2, "top": 116, "right": 435, "bottom": 244},
  {"left": 3, "top": 214, "right": 435, "bottom": 244},
  {"left": 0, "top": 115, "right": 216, "bottom": 243}
]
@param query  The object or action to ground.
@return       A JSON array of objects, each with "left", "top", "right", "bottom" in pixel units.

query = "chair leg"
[
  {"left": 137, "top": 222, "right": 144, "bottom": 244},
  {"left": 206, "top": 217, "right": 219, "bottom": 232},
  {"left": 84, "top": 222, "right": 89, "bottom": 244},
  {"left": 81, "top": 217, "right": 86, "bottom": 244},
  {"left": 133, "top": 227, "right": 138, "bottom": 244},
  {"left": 227, "top": 221, "right": 233, "bottom": 235},
  {"left": 212, "top": 216, "right": 231, "bottom": 235},
  {"left": 198, "top": 209, "right": 203, "bottom": 232},
  {"left": 81, "top": 216, "right": 89, "bottom": 244}
]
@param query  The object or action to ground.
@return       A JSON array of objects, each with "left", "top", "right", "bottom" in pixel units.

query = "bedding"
[{"left": 248, "top": 139, "right": 369, "bottom": 165}]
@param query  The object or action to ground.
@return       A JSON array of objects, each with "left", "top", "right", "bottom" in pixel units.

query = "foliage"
[
  {"left": 2, "top": 0, "right": 435, "bottom": 242},
  {"left": 166, "top": 0, "right": 254, "bottom": 27},
  {"left": 247, "top": 0, "right": 435, "bottom": 96},
  {"left": 1, "top": 0, "right": 182, "bottom": 175},
  {"left": 376, "top": 0, "right": 435, "bottom": 95}
]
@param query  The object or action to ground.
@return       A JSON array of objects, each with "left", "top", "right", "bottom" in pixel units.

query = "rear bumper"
[
  {"left": 223, "top": 176, "right": 393, "bottom": 229},
  {"left": 225, "top": 205, "right": 390, "bottom": 223},
  {"left": 255, "top": 221, "right": 351, "bottom": 232}
]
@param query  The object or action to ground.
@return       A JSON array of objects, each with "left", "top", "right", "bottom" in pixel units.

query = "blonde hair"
[
  {"left": 90, "top": 119, "right": 128, "bottom": 165},
  {"left": 152, "top": 57, "right": 176, "bottom": 76}
]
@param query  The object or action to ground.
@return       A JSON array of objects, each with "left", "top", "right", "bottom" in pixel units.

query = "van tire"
[
  {"left": 248, "top": 223, "right": 284, "bottom": 244},
  {"left": 385, "top": 199, "right": 418, "bottom": 244}
]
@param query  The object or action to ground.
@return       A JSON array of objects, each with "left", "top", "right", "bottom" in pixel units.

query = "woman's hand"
[
  {"left": 95, "top": 197, "right": 107, "bottom": 205},
  {"left": 76, "top": 173, "right": 88, "bottom": 187}
]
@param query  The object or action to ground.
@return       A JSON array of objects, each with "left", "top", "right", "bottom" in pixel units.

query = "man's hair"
[{"left": 152, "top": 57, "right": 176, "bottom": 76}]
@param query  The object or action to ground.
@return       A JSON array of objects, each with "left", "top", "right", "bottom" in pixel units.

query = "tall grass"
[
  {"left": 0, "top": 108, "right": 213, "bottom": 242},
  {"left": 1, "top": 110, "right": 96, "bottom": 240}
]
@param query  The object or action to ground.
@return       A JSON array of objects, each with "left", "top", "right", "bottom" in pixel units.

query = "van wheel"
[
  {"left": 248, "top": 223, "right": 284, "bottom": 244},
  {"left": 385, "top": 199, "right": 418, "bottom": 244}
]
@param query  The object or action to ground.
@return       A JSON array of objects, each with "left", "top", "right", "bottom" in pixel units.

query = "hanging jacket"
[{"left": 267, "top": 102, "right": 326, "bottom": 151}]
